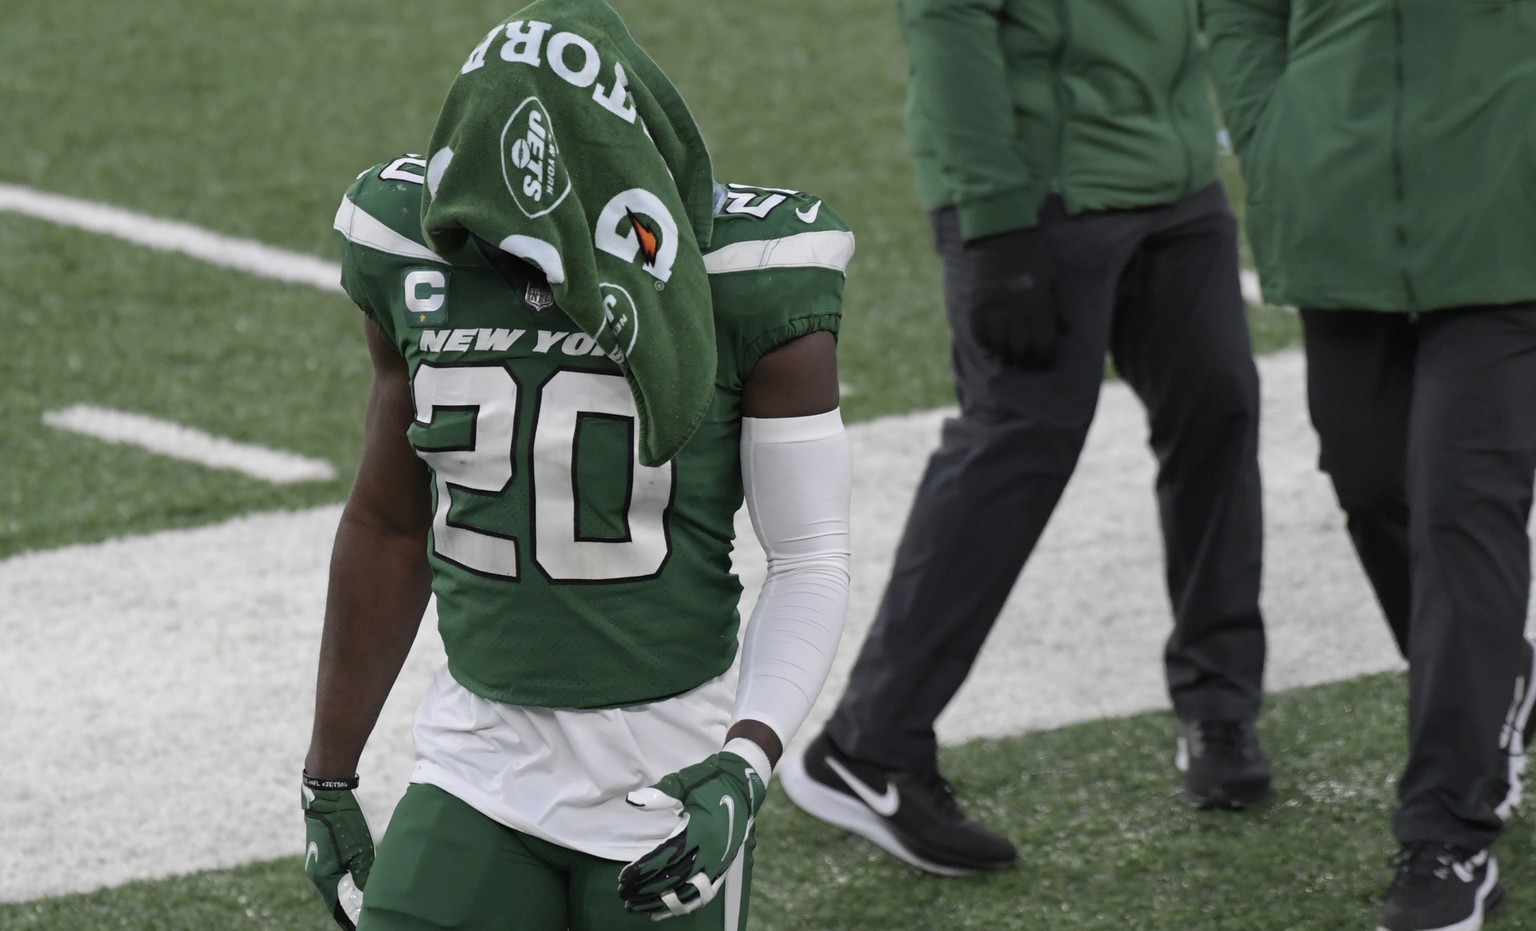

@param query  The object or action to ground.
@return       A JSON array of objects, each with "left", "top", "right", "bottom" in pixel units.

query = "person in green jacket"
[
  {"left": 1205, "top": 3, "right": 1536, "bottom": 929},
  {"left": 778, "top": 0, "right": 1272, "bottom": 876}
]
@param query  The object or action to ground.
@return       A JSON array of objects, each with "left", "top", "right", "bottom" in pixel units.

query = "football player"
[
  {"left": 301, "top": 2, "right": 857, "bottom": 923},
  {"left": 301, "top": 154, "right": 853, "bottom": 929}
]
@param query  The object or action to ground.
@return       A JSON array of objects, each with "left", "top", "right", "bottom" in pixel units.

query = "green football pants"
[{"left": 358, "top": 783, "right": 754, "bottom": 931}]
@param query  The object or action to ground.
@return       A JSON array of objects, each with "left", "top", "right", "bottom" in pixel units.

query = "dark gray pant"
[
  {"left": 826, "top": 183, "right": 1266, "bottom": 772},
  {"left": 1301, "top": 303, "right": 1536, "bottom": 850}
]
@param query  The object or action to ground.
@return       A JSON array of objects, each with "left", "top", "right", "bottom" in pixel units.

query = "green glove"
[
  {"left": 301, "top": 773, "right": 373, "bottom": 930},
  {"left": 618, "top": 739, "right": 770, "bottom": 920}
]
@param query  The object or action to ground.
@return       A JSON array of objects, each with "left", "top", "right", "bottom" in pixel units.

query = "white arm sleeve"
[{"left": 732, "top": 409, "right": 852, "bottom": 762}]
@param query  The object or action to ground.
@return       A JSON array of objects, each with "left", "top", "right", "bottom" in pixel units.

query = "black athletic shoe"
[
  {"left": 1377, "top": 843, "right": 1504, "bottom": 931},
  {"left": 1175, "top": 719, "right": 1273, "bottom": 810},
  {"left": 778, "top": 732, "right": 1017, "bottom": 875}
]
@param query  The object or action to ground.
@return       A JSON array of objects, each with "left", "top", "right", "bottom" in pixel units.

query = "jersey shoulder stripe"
[
  {"left": 333, "top": 195, "right": 446, "bottom": 265},
  {"left": 706, "top": 183, "right": 854, "bottom": 277},
  {"left": 331, "top": 156, "right": 452, "bottom": 331},
  {"left": 704, "top": 229, "right": 855, "bottom": 276},
  {"left": 333, "top": 155, "right": 437, "bottom": 254}
]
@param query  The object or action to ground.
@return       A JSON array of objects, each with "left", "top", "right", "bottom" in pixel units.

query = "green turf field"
[
  {"left": 6, "top": 674, "right": 1528, "bottom": 930},
  {"left": 1, "top": 2, "right": 1442, "bottom": 929}
]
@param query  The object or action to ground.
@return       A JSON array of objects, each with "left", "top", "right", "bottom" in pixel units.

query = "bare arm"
[
  {"left": 304, "top": 318, "right": 435, "bottom": 779},
  {"left": 739, "top": 329, "right": 840, "bottom": 420}
]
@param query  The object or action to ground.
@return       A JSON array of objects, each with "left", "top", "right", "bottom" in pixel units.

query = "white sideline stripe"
[
  {"left": 0, "top": 182, "right": 343, "bottom": 293},
  {"left": 42, "top": 404, "right": 337, "bottom": 484}
]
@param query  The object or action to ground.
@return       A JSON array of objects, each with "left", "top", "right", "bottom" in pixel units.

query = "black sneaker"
[
  {"left": 778, "top": 732, "right": 1017, "bottom": 875},
  {"left": 1377, "top": 843, "right": 1504, "bottom": 931},
  {"left": 1175, "top": 719, "right": 1273, "bottom": 810}
]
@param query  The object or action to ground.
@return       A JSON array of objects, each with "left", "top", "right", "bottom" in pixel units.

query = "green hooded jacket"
[
  {"left": 1204, "top": 0, "right": 1536, "bottom": 312},
  {"left": 898, "top": 0, "right": 1220, "bottom": 240}
]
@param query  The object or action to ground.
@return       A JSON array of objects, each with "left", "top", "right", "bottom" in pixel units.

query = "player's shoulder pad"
[
  {"left": 332, "top": 154, "right": 446, "bottom": 265},
  {"left": 704, "top": 183, "right": 855, "bottom": 277}
]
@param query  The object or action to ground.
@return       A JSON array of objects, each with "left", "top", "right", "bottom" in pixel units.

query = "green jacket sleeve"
[
  {"left": 1201, "top": 0, "right": 1291, "bottom": 155},
  {"left": 899, "top": 0, "right": 1036, "bottom": 240}
]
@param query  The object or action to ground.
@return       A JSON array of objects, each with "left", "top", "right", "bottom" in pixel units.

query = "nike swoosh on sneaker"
[
  {"left": 795, "top": 201, "right": 822, "bottom": 223},
  {"left": 825, "top": 755, "right": 900, "bottom": 816}
]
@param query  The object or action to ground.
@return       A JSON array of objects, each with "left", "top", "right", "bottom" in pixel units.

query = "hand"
[
  {"left": 301, "top": 774, "right": 373, "bottom": 930},
  {"left": 617, "top": 741, "right": 769, "bottom": 920},
  {"left": 957, "top": 226, "right": 1061, "bottom": 368}
]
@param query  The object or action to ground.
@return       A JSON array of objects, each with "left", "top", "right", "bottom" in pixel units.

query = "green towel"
[{"left": 422, "top": 0, "right": 716, "bottom": 466}]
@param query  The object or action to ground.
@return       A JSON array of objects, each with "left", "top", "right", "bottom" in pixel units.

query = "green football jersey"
[{"left": 331, "top": 155, "right": 853, "bottom": 709}]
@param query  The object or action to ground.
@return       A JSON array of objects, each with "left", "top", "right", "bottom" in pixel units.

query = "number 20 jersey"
[{"left": 332, "top": 156, "right": 854, "bottom": 710}]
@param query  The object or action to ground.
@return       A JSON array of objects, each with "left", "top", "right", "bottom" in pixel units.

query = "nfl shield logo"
[{"left": 523, "top": 282, "right": 555, "bottom": 313}]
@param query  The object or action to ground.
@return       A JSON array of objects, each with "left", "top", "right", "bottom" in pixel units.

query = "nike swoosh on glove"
[
  {"left": 958, "top": 225, "right": 1062, "bottom": 369},
  {"left": 618, "top": 741, "right": 769, "bottom": 920},
  {"left": 301, "top": 774, "right": 373, "bottom": 930}
]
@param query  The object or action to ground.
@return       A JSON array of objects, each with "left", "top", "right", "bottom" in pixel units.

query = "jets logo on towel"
[{"left": 502, "top": 97, "right": 572, "bottom": 220}]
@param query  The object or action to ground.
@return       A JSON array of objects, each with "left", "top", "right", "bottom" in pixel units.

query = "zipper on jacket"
[{"left": 1390, "top": 0, "right": 1418, "bottom": 309}]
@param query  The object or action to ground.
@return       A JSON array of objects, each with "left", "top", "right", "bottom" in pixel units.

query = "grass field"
[
  {"left": 0, "top": 2, "right": 1476, "bottom": 930},
  {"left": 14, "top": 672, "right": 1532, "bottom": 931}
]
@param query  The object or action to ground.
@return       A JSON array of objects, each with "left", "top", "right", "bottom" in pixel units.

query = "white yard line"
[
  {"left": 0, "top": 182, "right": 342, "bottom": 292},
  {"left": 1, "top": 183, "right": 344, "bottom": 483},
  {"left": 43, "top": 404, "right": 337, "bottom": 484}
]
